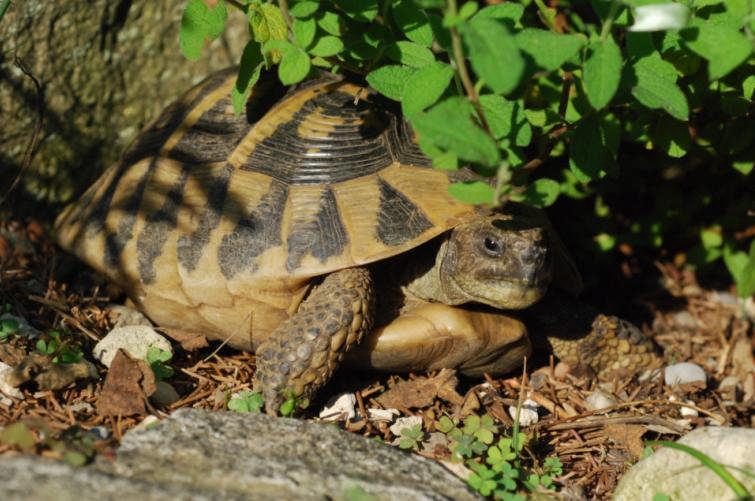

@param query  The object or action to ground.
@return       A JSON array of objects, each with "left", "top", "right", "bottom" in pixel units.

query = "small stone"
[
  {"left": 508, "top": 399, "right": 539, "bottom": 426},
  {"left": 670, "top": 310, "right": 698, "bottom": 328},
  {"left": 318, "top": 393, "right": 356, "bottom": 421},
  {"left": 367, "top": 408, "right": 399, "bottom": 422},
  {"left": 150, "top": 381, "right": 180, "bottom": 407},
  {"left": 0, "top": 362, "right": 23, "bottom": 399},
  {"left": 679, "top": 401, "right": 699, "bottom": 417},
  {"left": 89, "top": 426, "right": 111, "bottom": 441},
  {"left": 585, "top": 390, "right": 618, "bottom": 411},
  {"left": 664, "top": 362, "right": 706, "bottom": 386},
  {"left": 711, "top": 291, "right": 738, "bottom": 306},
  {"left": 107, "top": 305, "right": 153, "bottom": 328},
  {"left": 70, "top": 402, "right": 95, "bottom": 415},
  {"left": 132, "top": 415, "right": 160, "bottom": 432},
  {"left": 718, "top": 376, "right": 739, "bottom": 390},
  {"left": 93, "top": 325, "right": 172, "bottom": 368},
  {"left": 389, "top": 415, "right": 423, "bottom": 436},
  {"left": 614, "top": 427, "right": 755, "bottom": 500}
]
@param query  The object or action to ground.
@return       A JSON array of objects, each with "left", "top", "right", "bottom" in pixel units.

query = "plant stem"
[
  {"left": 447, "top": 0, "right": 491, "bottom": 136},
  {"left": 533, "top": 0, "right": 557, "bottom": 32},
  {"left": 600, "top": 0, "right": 620, "bottom": 41},
  {"left": 278, "top": 0, "right": 293, "bottom": 28},
  {"left": 225, "top": 0, "right": 247, "bottom": 12}
]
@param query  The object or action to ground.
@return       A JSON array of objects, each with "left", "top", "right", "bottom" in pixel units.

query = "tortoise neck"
[{"left": 402, "top": 238, "right": 468, "bottom": 305}]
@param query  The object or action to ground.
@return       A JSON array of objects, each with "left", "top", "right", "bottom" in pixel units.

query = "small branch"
[
  {"left": 600, "top": 0, "right": 620, "bottom": 41},
  {"left": 558, "top": 71, "right": 573, "bottom": 119},
  {"left": 447, "top": 0, "right": 492, "bottom": 136},
  {"left": 0, "top": 57, "right": 44, "bottom": 208}
]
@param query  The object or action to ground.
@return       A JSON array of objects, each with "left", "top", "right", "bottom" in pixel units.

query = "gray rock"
[
  {"left": 0, "top": 409, "right": 477, "bottom": 500},
  {"left": 149, "top": 381, "right": 180, "bottom": 407},
  {"left": 664, "top": 362, "right": 706, "bottom": 386},
  {"left": 93, "top": 325, "right": 172, "bottom": 368},
  {"left": 614, "top": 427, "right": 755, "bottom": 501},
  {"left": 107, "top": 305, "right": 153, "bottom": 328}
]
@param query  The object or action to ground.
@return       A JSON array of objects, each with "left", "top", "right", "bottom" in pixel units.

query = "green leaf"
[
  {"left": 474, "top": 3, "right": 524, "bottom": 28},
  {"left": 448, "top": 181, "right": 495, "bottom": 205},
  {"left": 228, "top": 390, "right": 265, "bottom": 413},
  {"left": 583, "top": 38, "right": 622, "bottom": 110},
  {"left": 681, "top": 20, "right": 752, "bottom": 80},
  {"left": 385, "top": 41, "right": 435, "bottom": 68},
  {"left": 515, "top": 29, "right": 585, "bottom": 72},
  {"left": 289, "top": 1, "right": 319, "bottom": 18},
  {"left": 732, "top": 161, "right": 753, "bottom": 175},
  {"left": 479, "top": 95, "right": 513, "bottom": 139},
  {"left": 463, "top": 17, "right": 523, "bottom": 95},
  {"left": 743, "top": 75, "right": 755, "bottom": 101},
  {"left": 334, "top": 0, "right": 378, "bottom": 22},
  {"left": 392, "top": 0, "right": 434, "bottom": 47},
  {"left": 293, "top": 18, "right": 317, "bottom": 48},
  {"left": 308, "top": 35, "right": 344, "bottom": 57},
  {"left": 411, "top": 97, "right": 500, "bottom": 166},
  {"left": 278, "top": 47, "right": 311, "bottom": 85},
  {"left": 569, "top": 114, "right": 619, "bottom": 182},
  {"left": 401, "top": 62, "right": 454, "bottom": 116},
  {"left": 630, "top": 53, "right": 689, "bottom": 120},
  {"left": 317, "top": 11, "right": 342, "bottom": 36},
  {"left": 179, "top": 0, "right": 228, "bottom": 61},
  {"left": 653, "top": 117, "right": 690, "bottom": 158},
  {"left": 250, "top": 2, "right": 287, "bottom": 43},
  {"left": 724, "top": 242, "right": 755, "bottom": 297},
  {"left": 232, "top": 42, "right": 264, "bottom": 115},
  {"left": 521, "top": 178, "right": 561, "bottom": 207},
  {"left": 367, "top": 65, "right": 417, "bottom": 101},
  {"left": 0, "top": 422, "right": 35, "bottom": 452}
]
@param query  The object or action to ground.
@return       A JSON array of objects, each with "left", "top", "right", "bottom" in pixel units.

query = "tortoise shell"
[{"left": 55, "top": 68, "right": 477, "bottom": 349}]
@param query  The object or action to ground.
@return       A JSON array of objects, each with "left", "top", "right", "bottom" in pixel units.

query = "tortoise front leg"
[
  {"left": 347, "top": 302, "right": 532, "bottom": 377},
  {"left": 253, "top": 267, "right": 374, "bottom": 415}
]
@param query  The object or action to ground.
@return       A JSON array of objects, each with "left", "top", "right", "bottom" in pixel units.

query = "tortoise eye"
[{"left": 483, "top": 237, "right": 502, "bottom": 256}]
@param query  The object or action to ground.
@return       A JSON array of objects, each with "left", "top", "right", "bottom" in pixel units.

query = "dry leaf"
[
  {"left": 96, "top": 349, "right": 155, "bottom": 417},
  {"left": 376, "top": 369, "right": 462, "bottom": 409},
  {"left": 160, "top": 327, "right": 208, "bottom": 351},
  {"left": 604, "top": 424, "right": 647, "bottom": 460}
]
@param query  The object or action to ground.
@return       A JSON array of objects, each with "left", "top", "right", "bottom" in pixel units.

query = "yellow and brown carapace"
[{"left": 54, "top": 69, "right": 477, "bottom": 350}]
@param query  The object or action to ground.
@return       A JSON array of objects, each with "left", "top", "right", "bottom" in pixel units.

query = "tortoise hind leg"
[
  {"left": 346, "top": 302, "right": 532, "bottom": 377},
  {"left": 523, "top": 291, "right": 660, "bottom": 378},
  {"left": 253, "top": 267, "right": 374, "bottom": 415}
]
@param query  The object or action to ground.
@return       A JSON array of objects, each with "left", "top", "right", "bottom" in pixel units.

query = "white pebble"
[
  {"left": 0, "top": 362, "right": 22, "bottom": 399},
  {"left": 664, "top": 362, "right": 706, "bottom": 386},
  {"left": 508, "top": 398, "right": 539, "bottom": 426},
  {"left": 367, "top": 407, "right": 399, "bottom": 422},
  {"left": 389, "top": 415, "right": 423, "bottom": 436},
  {"left": 680, "top": 401, "right": 699, "bottom": 417},
  {"left": 586, "top": 390, "right": 618, "bottom": 411},
  {"left": 93, "top": 325, "right": 172, "bottom": 367},
  {"left": 132, "top": 415, "right": 160, "bottom": 432},
  {"left": 318, "top": 393, "right": 356, "bottom": 421}
]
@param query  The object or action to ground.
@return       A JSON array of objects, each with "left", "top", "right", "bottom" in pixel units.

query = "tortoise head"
[{"left": 437, "top": 204, "right": 557, "bottom": 309}]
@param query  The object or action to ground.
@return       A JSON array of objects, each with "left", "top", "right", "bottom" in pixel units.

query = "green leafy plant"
[
  {"left": 179, "top": 0, "right": 754, "bottom": 293},
  {"left": 227, "top": 390, "right": 265, "bottom": 413},
  {"left": 646, "top": 440, "right": 752, "bottom": 500},
  {"left": 35, "top": 330, "right": 84, "bottom": 364},
  {"left": 279, "top": 389, "right": 308, "bottom": 416},
  {"left": 146, "top": 346, "right": 175, "bottom": 380},
  {"left": 0, "top": 317, "right": 20, "bottom": 341},
  {"left": 398, "top": 423, "right": 424, "bottom": 450}
]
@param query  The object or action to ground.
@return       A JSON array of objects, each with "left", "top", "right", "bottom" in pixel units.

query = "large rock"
[
  {"left": 0, "top": 409, "right": 477, "bottom": 500},
  {"left": 0, "top": 1, "right": 246, "bottom": 205},
  {"left": 614, "top": 426, "right": 755, "bottom": 501}
]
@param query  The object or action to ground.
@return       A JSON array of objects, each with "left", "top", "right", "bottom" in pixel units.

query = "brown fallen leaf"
[
  {"left": 376, "top": 368, "right": 463, "bottom": 410},
  {"left": 604, "top": 423, "right": 647, "bottom": 460},
  {"left": 97, "top": 349, "right": 155, "bottom": 417},
  {"left": 7, "top": 352, "right": 98, "bottom": 390},
  {"left": 160, "top": 327, "right": 209, "bottom": 351}
]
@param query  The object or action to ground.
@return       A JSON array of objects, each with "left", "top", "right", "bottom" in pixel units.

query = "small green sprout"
[
  {"left": 398, "top": 424, "right": 424, "bottom": 450},
  {"left": 146, "top": 346, "right": 174, "bottom": 380},
  {"left": 0, "top": 317, "right": 20, "bottom": 341},
  {"left": 279, "top": 390, "right": 308, "bottom": 417},
  {"left": 227, "top": 390, "right": 264, "bottom": 413},
  {"left": 35, "top": 330, "right": 83, "bottom": 364},
  {"left": 462, "top": 414, "right": 498, "bottom": 444}
]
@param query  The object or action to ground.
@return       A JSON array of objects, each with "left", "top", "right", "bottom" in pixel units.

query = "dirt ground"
[{"left": 0, "top": 217, "right": 752, "bottom": 498}]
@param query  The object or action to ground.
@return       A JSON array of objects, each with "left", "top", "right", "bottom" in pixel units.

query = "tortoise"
[{"left": 54, "top": 68, "right": 657, "bottom": 413}]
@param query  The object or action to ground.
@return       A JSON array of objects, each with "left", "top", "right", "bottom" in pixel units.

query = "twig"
[
  {"left": 547, "top": 414, "right": 687, "bottom": 434},
  {"left": 0, "top": 57, "right": 44, "bottom": 207}
]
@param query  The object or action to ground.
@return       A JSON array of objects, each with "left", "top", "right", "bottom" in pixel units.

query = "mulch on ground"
[{"left": 0, "top": 217, "right": 752, "bottom": 498}]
